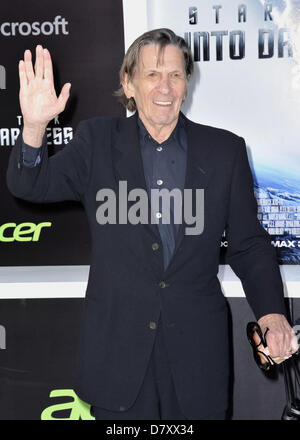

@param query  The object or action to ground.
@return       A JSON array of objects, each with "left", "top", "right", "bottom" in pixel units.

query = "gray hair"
[{"left": 114, "top": 28, "right": 193, "bottom": 112}]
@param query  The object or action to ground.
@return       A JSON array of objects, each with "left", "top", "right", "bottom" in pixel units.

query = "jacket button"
[
  {"left": 159, "top": 281, "right": 166, "bottom": 288},
  {"left": 119, "top": 406, "right": 126, "bottom": 411},
  {"left": 152, "top": 242, "right": 159, "bottom": 251},
  {"left": 149, "top": 321, "right": 157, "bottom": 330},
  {"left": 17, "top": 162, "right": 21, "bottom": 169}
]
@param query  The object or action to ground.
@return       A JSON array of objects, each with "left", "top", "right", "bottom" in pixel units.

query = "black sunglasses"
[{"left": 246, "top": 321, "right": 277, "bottom": 371}]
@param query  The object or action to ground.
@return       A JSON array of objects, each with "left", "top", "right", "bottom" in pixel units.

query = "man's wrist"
[
  {"left": 22, "top": 140, "right": 42, "bottom": 167},
  {"left": 258, "top": 313, "right": 284, "bottom": 325},
  {"left": 22, "top": 123, "right": 47, "bottom": 148}
]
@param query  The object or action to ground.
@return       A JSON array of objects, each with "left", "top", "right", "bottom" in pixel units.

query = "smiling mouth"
[{"left": 153, "top": 101, "right": 172, "bottom": 106}]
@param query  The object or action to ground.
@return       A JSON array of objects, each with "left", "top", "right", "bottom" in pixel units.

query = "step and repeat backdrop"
[{"left": 0, "top": 0, "right": 300, "bottom": 420}]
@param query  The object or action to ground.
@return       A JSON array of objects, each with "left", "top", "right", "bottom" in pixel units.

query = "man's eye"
[{"left": 148, "top": 72, "right": 157, "bottom": 77}]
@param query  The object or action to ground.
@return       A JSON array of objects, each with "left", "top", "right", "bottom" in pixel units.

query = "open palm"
[{"left": 19, "top": 45, "right": 71, "bottom": 127}]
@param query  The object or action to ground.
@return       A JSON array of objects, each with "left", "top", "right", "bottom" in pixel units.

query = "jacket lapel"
[
  {"left": 167, "top": 114, "right": 213, "bottom": 270},
  {"left": 111, "top": 112, "right": 214, "bottom": 275},
  {"left": 112, "top": 113, "right": 161, "bottom": 236},
  {"left": 111, "top": 113, "right": 163, "bottom": 275},
  {"left": 112, "top": 112, "right": 147, "bottom": 193}
]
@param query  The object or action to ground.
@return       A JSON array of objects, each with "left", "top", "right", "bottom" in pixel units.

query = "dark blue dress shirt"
[
  {"left": 21, "top": 114, "right": 188, "bottom": 269},
  {"left": 21, "top": 141, "right": 41, "bottom": 167},
  {"left": 137, "top": 115, "right": 187, "bottom": 269}
]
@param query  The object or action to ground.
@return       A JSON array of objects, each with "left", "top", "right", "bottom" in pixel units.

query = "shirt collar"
[{"left": 137, "top": 112, "right": 184, "bottom": 146}]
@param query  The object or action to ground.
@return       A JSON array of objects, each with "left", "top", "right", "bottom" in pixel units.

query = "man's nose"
[{"left": 157, "top": 76, "right": 172, "bottom": 94}]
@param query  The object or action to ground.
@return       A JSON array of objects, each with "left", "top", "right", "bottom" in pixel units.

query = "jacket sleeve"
[
  {"left": 22, "top": 141, "right": 41, "bottom": 167},
  {"left": 6, "top": 120, "right": 92, "bottom": 203},
  {"left": 225, "top": 137, "right": 287, "bottom": 321}
]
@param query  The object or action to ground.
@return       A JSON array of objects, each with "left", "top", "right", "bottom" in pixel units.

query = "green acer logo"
[
  {"left": 41, "top": 389, "right": 95, "bottom": 420},
  {"left": 0, "top": 222, "right": 51, "bottom": 242}
]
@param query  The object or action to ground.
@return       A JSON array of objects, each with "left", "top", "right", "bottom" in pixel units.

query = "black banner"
[
  {"left": 0, "top": 297, "right": 298, "bottom": 420},
  {"left": 0, "top": 0, "right": 125, "bottom": 266}
]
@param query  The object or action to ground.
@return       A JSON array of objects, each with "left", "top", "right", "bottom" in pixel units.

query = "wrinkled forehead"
[{"left": 136, "top": 43, "right": 185, "bottom": 73}]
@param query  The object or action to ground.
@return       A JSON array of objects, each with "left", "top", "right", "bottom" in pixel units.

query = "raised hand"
[{"left": 19, "top": 45, "right": 71, "bottom": 147}]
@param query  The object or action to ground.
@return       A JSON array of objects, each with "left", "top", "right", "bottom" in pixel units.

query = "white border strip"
[
  {"left": 0, "top": 265, "right": 299, "bottom": 299},
  {"left": 122, "top": 0, "right": 148, "bottom": 51}
]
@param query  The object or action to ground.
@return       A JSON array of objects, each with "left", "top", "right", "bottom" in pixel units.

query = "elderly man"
[{"left": 7, "top": 28, "right": 298, "bottom": 420}]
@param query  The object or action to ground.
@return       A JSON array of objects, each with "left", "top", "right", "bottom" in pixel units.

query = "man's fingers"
[
  {"left": 264, "top": 347, "right": 291, "bottom": 364},
  {"left": 266, "top": 331, "right": 285, "bottom": 358},
  {"left": 18, "top": 60, "right": 28, "bottom": 88},
  {"left": 272, "top": 356, "right": 291, "bottom": 364},
  {"left": 24, "top": 49, "right": 34, "bottom": 81},
  {"left": 266, "top": 329, "right": 298, "bottom": 358},
  {"left": 43, "top": 48, "right": 54, "bottom": 84},
  {"left": 57, "top": 82, "right": 71, "bottom": 111},
  {"left": 34, "top": 45, "right": 44, "bottom": 79}
]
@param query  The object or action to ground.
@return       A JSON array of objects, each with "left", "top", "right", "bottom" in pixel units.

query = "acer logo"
[
  {"left": 0, "top": 222, "right": 51, "bottom": 242},
  {"left": 41, "top": 389, "right": 94, "bottom": 420}
]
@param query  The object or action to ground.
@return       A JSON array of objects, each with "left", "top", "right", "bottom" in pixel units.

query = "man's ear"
[{"left": 122, "top": 73, "right": 135, "bottom": 99}]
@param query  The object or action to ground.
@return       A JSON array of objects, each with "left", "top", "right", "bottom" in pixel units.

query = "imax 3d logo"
[
  {"left": 189, "top": 6, "right": 198, "bottom": 25},
  {"left": 0, "top": 16, "right": 68, "bottom": 37},
  {"left": 0, "top": 65, "right": 6, "bottom": 90},
  {"left": 0, "top": 222, "right": 51, "bottom": 242}
]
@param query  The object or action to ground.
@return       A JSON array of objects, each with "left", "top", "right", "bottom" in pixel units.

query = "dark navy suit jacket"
[{"left": 6, "top": 112, "right": 286, "bottom": 419}]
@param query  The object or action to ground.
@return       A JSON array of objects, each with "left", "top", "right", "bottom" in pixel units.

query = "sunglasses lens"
[
  {"left": 252, "top": 329, "right": 263, "bottom": 348},
  {"left": 255, "top": 351, "right": 271, "bottom": 370},
  {"left": 248, "top": 324, "right": 264, "bottom": 348},
  {"left": 247, "top": 322, "right": 273, "bottom": 371}
]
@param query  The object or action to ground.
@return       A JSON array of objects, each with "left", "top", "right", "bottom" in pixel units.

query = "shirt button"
[
  {"left": 156, "top": 146, "right": 163, "bottom": 152},
  {"left": 159, "top": 281, "right": 166, "bottom": 289},
  {"left": 152, "top": 242, "right": 159, "bottom": 251},
  {"left": 149, "top": 321, "right": 157, "bottom": 330},
  {"left": 156, "top": 212, "right": 162, "bottom": 219},
  {"left": 157, "top": 179, "right": 163, "bottom": 186}
]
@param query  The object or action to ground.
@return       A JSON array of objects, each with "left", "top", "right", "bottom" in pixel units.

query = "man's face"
[{"left": 123, "top": 44, "right": 187, "bottom": 131}]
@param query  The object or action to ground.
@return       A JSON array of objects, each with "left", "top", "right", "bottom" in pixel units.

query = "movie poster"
[{"left": 146, "top": 0, "right": 300, "bottom": 264}]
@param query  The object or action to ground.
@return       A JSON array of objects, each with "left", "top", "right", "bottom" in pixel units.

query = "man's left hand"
[{"left": 258, "top": 313, "right": 299, "bottom": 364}]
